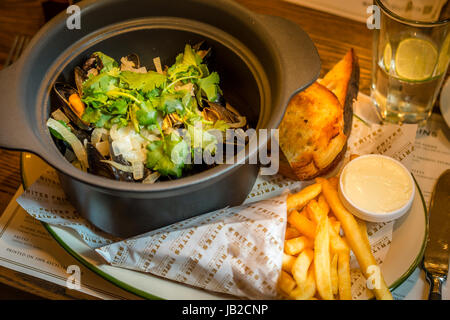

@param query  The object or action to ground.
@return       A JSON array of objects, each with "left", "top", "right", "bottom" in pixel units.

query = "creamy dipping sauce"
[{"left": 341, "top": 156, "right": 413, "bottom": 213}]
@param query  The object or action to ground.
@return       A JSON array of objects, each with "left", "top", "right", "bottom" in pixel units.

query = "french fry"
[
  {"left": 356, "top": 218, "right": 373, "bottom": 254},
  {"left": 330, "top": 253, "right": 338, "bottom": 296},
  {"left": 282, "top": 253, "right": 296, "bottom": 274},
  {"left": 337, "top": 250, "right": 352, "bottom": 300},
  {"left": 290, "top": 267, "right": 316, "bottom": 300},
  {"left": 317, "top": 195, "right": 330, "bottom": 216},
  {"left": 328, "top": 223, "right": 349, "bottom": 253},
  {"left": 288, "top": 210, "right": 316, "bottom": 239},
  {"left": 284, "top": 236, "right": 313, "bottom": 255},
  {"left": 287, "top": 183, "right": 322, "bottom": 212},
  {"left": 327, "top": 176, "right": 339, "bottom": 190},
  {"left": 349, "top": 154, "right": 360, "bottom": 161},
  {"left": 278, "top": 270, "right": 296, "bottom": 295},
  {"left": 329, "top": 216, "right": 341, "bottom": 235},
  {"left": 285, "top": 227, "right": 301, "bottom": 240},
  {"left": 320, "top": 179, "right": 393, "bottom": 300},
  {"left": 292, "top": 249, "right": 314, "bottom": 286},
  {"left": 314, "top": 215, "right": 333, "bottom": 300},
  {"left": 306, "top": 199, "right": 325, "bottom": 224}
]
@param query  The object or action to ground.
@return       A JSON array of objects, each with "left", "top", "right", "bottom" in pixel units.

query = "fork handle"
[{"left": 426, "top": 272, "right": 444, "bottom": 300}]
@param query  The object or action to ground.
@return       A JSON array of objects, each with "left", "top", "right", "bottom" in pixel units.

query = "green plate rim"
[
  {"left": 388, "top": 174, "right": 428, "bottom": 291},
  {"left": 20, "top": 152, "right": 429, "bottom": 299}
]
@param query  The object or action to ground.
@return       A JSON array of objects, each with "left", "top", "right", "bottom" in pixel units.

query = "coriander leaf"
[
  {"left": 146, "top": 132, "right": 189, "bottom": 178},
  {"left": 83, "top": 73, "right": 119, "bottom": 95},
  {"left": 182, "top": 44, "right": 202, "bottom": 67},
  {"left": 81, "top": 107, "right": 113, "bottom": 128},
  {"left": 108, "top": 98, "right": 128, "bottom": 115},
  {"left": 181, "top": 91, "right": 195, "bottom": 110},
  {"left": 120, "top": 71, "right": 166, "bottom": 93},
  {"left": 167, "top": 63, "right": 191, "bottom": 80},
  {"left": 82, "top": 93, "right": 108, "bottom": 108},
  {"left": 198, "top": 72, "right": 220, "bottom": 101},
  {"left": 136, "top": 109, "right": 157, "bottom": 126},
  {"left": 109, "top": 116, "right": 128, "bottom": 128},
  {"left": 136, "top": 101, "right": 158, "bottom": 126},
  {"left": 145, "top": 88, "right": 161, "bottom": 99},
  {"left": 159, "top": 93, "right": 185, "bottom": 115},
  {"left": 95, "top": 113, "right": 113, "bottom": 128},
  {"left": 81, "top": 107, "right": 102, "bottom": 124},
  {"left": 166, "top": 45, "right": 203, "bottom": 81}
]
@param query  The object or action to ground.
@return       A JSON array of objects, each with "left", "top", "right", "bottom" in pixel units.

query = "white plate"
[
  {"left": 440, "top": 77, "right": 450, "bottom": 128},
  {"left": 20, "top": 150, "right": 427, "bottom": 299}
]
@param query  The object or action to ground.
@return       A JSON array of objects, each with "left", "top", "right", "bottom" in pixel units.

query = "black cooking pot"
[{"left": 0, "top": 0, "right": 320, "bottom": 237}]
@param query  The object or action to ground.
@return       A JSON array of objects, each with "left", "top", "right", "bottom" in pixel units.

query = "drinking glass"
[{"left": 372, "top": 0, "right": 450, "bottom": 125}]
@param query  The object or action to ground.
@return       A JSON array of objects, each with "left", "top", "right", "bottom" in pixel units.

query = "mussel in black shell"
[
  {"left": 86, "top": 142, "right": 135, "bottom": 182},
  {"left": 54, "top": 82, "right": 92, "bottom": 132}
]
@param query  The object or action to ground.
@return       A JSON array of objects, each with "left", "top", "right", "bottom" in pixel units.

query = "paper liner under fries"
[
  {"left": 95, "top": 195, "right": 287, "bottom": 299},
  {"left": 16, "top": 94, "right": 418, "bottom": 299}
]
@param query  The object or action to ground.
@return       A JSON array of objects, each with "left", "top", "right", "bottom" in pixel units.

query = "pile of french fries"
[{"left": 278, "top": 175, "right": 393, "bottom": 300}]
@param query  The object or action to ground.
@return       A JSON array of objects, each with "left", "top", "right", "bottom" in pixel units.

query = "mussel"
[
  {"left": 54, "top": 82, "right": 92, "bottom": 132},
  {"left": 107, "top": 136, "right": 135, "bottom": 181},
  {"left": 202, "top": 101, "right": 239, "bottom": 123},
  {"left": 86, "top": 142, "right": 115, "bottom": 179},
  {"left": 82, "top": 53, "right": 103, "bottom": 73},
  {"left": 87, "top": 142, "right": 135, "bottom": 182},
  {"left": 125, "top": 53, "right": 140, "bottom": 69},
  {"left": 74, "top": 53, "right": 105, "bottom": 95},
  {"left": 74, "top": 66, "right": 87, "bottom": 97},
  {"left": 51, "top": 135, "right": 70, "bottom": 155}
]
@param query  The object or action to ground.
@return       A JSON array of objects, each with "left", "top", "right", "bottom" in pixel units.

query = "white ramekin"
[{"left": 338, "top": 154, "right": 415, "bottom": 223}]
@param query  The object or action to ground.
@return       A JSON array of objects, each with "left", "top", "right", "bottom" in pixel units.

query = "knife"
[{"left": 423, "top": 169, "right": 450, "bottom": 300}]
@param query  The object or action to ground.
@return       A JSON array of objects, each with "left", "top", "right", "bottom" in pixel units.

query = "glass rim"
[{"left": 375, "top": 0, "right": 450, "bottom": 27}]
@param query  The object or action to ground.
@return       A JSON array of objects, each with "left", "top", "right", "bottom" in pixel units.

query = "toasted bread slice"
[
  {"left": 278, "top": 49, "right": 360, "bottom": 180},
  {"left": 279, "top": 82, "right": 347, "bottom": 180}
]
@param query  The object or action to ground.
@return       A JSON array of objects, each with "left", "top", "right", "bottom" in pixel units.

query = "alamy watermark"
[
  {"left": 66, "top": 264, "right": 81, "bottom": 290},
  {"left": 367, "top": 5, "right": 381, "bottom": 29},
  {"left": 366, "top": 265, "right": 381, "bottom": 290},
  {"left": 66, "top": 5, "right": 81, "bottom": 30}
]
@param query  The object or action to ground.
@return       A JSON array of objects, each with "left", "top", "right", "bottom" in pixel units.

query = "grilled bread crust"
[
  {"left": 279, "top": 82, "right": 347, "bottom": 180},
  {"left": 278, "top": 49, "right": 359, "bottom": 180}
]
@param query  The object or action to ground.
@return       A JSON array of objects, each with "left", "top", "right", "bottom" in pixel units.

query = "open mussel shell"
[
  {"left": 51, "top": 135, "right": 70, "bottom": 155},
  {"left": 87, "top": 142, "right": 135, "bottom": 182},
  {"left": 126, "top": 53, "right": 140, "bottom": 69},
  {"left": 107, "top": 136, "right": 136, "bottom": 181},
  {"left": 202, "top": 100, "right": 239, "bottom": 123},
  {"left": 82, "top": 53, "right": 103, "bottom": 72},
  {"left": 74, "top": 66, "right": 87, "bottom": 97},
  {"left": 86, "top": 143, "right": 116, "bottom": 179},
  {"left": 75, "top": 52, "right": 105, "bottom": 99},
  {"left": 53, "top": 82, "right": 92, "bottom": 132}
]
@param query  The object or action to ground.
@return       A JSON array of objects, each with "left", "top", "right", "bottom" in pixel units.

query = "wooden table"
[{"left": 0, "top": 0, "right": 433, "bottom": 299}]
